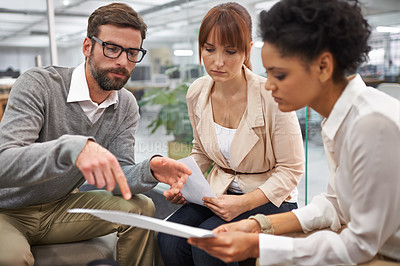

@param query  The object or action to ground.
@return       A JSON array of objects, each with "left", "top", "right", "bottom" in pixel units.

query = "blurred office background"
[{"left": 1, "top": 0, "right": 400, "bottom": 208}]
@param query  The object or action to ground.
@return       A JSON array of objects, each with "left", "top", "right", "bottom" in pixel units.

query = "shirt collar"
[
  {"left": 321, "top": 74, "right": 367, "bottom": 141},
  {"left": 67, "top": 62, "right": 119, "bottom": 109}
]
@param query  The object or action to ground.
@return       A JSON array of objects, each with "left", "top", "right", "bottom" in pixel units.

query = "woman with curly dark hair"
[{"left": 188, "top": 0, "right": 400, "bottom": 265}]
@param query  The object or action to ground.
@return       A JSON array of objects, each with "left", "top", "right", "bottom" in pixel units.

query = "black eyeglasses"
[{"left": 91, "top": 36, "right": 147, "bottom": 63}]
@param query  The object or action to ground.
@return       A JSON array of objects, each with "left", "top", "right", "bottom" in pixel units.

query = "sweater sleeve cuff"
[
  {"left": 67, "top": 135, "right": 94, "bottom": 165},
  {"left": 143, "top": 156, "right": 160, "bottom": 184}
]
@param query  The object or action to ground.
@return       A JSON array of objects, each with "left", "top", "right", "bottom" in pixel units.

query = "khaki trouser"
[{"left": 0, "top": 190, "right": 156, "bottom": 266}]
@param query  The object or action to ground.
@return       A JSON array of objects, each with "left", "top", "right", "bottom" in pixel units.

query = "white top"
[
  {"left": 67, "top": 62, "right": 119, "bottom": 123},
  {"left": 259, "top": 74, "right": 400, "bottom": 265},
  {"left": 214, "top": 122, "right": 242, "bottom": 193}
]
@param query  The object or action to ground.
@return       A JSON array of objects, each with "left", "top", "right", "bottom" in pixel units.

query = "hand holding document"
[
  {"left": 178, "top": 156, "right": 217, "bottom": 205},
  {"left": 68, "top": 208, "right": 215, "bottom": 238}
]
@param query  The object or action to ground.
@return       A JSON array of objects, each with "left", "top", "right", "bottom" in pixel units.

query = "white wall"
[
  {"left": 58, "top": 44, "right": 85, "bottom": 68},
  {"left": 251, "top": 44, "right": 265, "bottom": 76},
  {"left": 0, "top": 47, "right": 50, "bottom": 73}
]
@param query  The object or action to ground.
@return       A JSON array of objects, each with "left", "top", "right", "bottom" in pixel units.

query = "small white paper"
[
  {"left": 68, "top": 208, "right": 215, "bottom": 238},
  {"left": 178, "top": 156, "right": 217, "bottom": 205}
]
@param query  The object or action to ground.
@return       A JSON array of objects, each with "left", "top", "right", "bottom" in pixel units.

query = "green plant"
[{"left": 138, "top": 82, "right": 193, "bottom": 145}]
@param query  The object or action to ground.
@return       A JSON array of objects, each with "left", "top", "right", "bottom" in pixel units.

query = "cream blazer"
[{"left": 186, "top": 66, "right": 305, "bottom": 207}]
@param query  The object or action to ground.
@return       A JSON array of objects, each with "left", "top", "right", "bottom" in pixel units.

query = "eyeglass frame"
[{"left": 91, "top": 36, "right": 147, "bottom": 63}]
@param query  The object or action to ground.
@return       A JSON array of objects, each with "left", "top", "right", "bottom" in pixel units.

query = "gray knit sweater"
[{"left": 0, "top": 66, "right": 158, "bottom": 209}]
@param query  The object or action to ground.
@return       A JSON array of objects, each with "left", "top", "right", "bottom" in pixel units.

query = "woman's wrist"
[
  {"left": 240, "top": 193, "right": 253, "bottom": 213},
  {"left": 248, "top": 214, "right": 274, "bottom": 234},
  {"left": 247, "top": 218, "right": 262, "bottom": 233},
  {"left": 242, "top": 188, "right": 269, "bottom": 211}
]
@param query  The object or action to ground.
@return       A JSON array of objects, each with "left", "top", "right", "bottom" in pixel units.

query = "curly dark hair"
[{"left": 259, "top": 0, "right": 371, "bottom": 82}]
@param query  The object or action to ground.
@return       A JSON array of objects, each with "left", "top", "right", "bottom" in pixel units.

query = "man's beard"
[{"left": 88, "top": 55, "right": 132, "bottom": 91}]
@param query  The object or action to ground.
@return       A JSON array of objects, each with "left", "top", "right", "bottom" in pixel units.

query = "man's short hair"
[{"left": 87, "top": 2, "right": 147, "bottom": 44}]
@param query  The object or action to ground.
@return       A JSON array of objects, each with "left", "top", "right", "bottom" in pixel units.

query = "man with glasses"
[
  {"left": 91, "top": 36, "right": 147, "bottom": 64},
  {"left": 0, "top": 3, "right": 191, "bottom": 266}
]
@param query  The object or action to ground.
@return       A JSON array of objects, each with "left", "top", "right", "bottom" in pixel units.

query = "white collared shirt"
[
  {"left": 259, "top": 74, "right": 400, "bottom": 265},
  {"left": 67, "top": 62, "right": 119, "bottom": 123}
]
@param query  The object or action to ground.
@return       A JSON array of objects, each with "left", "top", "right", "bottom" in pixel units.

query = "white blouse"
[
  {"left": 214, "top": 122, "right": 242, "bottom": 193},
  {"left": 259, "top": 75, "right": 400, "bottom": 265}
]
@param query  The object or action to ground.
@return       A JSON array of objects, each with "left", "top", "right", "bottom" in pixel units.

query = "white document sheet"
[
  {"left": 68, "top": 208, "right": 215, "bottom": 238},
  {"left": 178, "top": 156, "right": 217, "bottom": 205}
]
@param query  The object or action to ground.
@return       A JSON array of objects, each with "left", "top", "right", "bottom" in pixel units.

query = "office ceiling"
[{"left": 1, "top": 0, "right": 400, "bottom": 49}]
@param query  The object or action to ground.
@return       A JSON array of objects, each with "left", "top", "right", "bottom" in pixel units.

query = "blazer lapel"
[
  {"left": 230, "top": 67, "right": 265, "bottom": 169},
  {"left": 194, "top": 77, "right": 228, "bottom": 167}
]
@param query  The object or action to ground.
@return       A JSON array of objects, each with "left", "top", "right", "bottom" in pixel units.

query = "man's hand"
[
  {"left": 149, "top": 156, "right": 191, "bottom": 199},
  {"left": 75, "top": 140, "right": 131, "bottom": 200},
  {"left": 203, "top": 194, "right": 248, "bottom": 221},
  {"left": 188, "top": 231, "right": 260, "bottom": 263}
]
